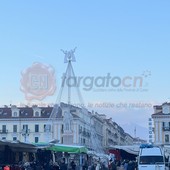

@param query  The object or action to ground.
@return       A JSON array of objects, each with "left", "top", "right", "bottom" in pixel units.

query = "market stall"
[
  {"left": 107, "top": 145, "right": 140, "bottom": 161},
  {"left": 0, "top": 140, "right": 37, "bottom": 169},
  {"left": 47, "top": 144, "right": 88, "bottom": 169}
]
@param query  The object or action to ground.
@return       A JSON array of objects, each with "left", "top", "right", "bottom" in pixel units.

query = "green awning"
[{"left": 47, "top": 144, "right": 88, "bottom": 153}]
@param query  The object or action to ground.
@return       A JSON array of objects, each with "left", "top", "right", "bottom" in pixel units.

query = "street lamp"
[{"left": 21, "top": 128, "right": 30, "bottom": 142}]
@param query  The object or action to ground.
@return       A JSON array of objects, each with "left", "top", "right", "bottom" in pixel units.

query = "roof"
[
  {"left": 152, "top": 112, "right": 163, "bottom": 116},
  {"left": 162, "top": 102, "right": 170, "bottom": 106},
  {"left": 152, "top": 111, "right": 170, "bottom": 117},
  {"left": 0, "top": 106, "right": 72, "bottom": 119}
]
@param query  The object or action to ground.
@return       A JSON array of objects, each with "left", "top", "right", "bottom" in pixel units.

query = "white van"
[{"left": 138, "top": 145, "right": 165, "bottom": 170}]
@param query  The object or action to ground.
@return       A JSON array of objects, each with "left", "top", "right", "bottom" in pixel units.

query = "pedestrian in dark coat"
[
  {"left": 108, "top": 159, "right": 117, "bottom": 170},
  {"left": 70, "top": 160, "right": 76, "bottom": 170},
  {"left": 60, "top": 159, "right": 67, "bottom": 170},
  {"left": 127, "top": 161, "right": 135, "bottom": 170}
]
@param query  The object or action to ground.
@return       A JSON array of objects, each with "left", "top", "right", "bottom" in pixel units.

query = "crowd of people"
[
  {"left": 87, "top": 158, "right": 137, "bottom": 170},
  {"left": 24, "top": 158, "right": 137, "bottom": 170},
  {"left": 5, "top": 154, "right": 137, "bottom": 170},
  {"left": 3, "top": 158, "right": 137, "bottom": 170}
]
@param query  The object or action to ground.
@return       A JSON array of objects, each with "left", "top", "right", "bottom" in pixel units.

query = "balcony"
[
  {"left": 114, "top": 133, "right": 118, "bottom": 138},
  {"left": 81, "top": 131, "right": 91, "bottom": 138},
  {"left": 79, "top": 128, "right": 82, "bottom": 134},
  {"left": 120, "top": 137, "right": 125, "bottom": 142},
  {"left": 82, "top": 131, "right": 87, "bottom": 137},
  {"left": 0, "top": 130, "right": 8, "bottom": 134},
  {"left": 163, "top": 126, "right": 170, "bottom": 131},
  {"left": 86, "top": 132, "right": 91, "bottom": 138},
  {"left": 107, "top": 130, "right": 111, "bottom": 135},
  {"left": 108, "top": 138, "right": 113, "bottom": 144}
]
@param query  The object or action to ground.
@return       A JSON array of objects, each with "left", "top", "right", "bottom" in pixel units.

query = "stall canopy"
[
  {"left": 33, "top": 142, "right": 54, "bottom": 149},
  {"left": 33, "top": 139, "right": 59, "bottom": 149},
  {"left": 108, "top": 145, "right": 140, "bottom": 155},
  {"left": 47, "top": 144, "right": 88, "bottom": 154},
  {"left": 0, "top": 140, "right": 37, "bottom": 152}
]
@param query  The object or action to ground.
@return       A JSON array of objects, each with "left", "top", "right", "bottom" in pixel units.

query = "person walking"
[
  {"left": 60, "top": 159, "right": 67, "bottom": 170},
  {"left": 127, "top": 161, "right": 135, "bottom": 170},
  {"left": 70, "top": 160, "right": 76, "bottom": 170},
  {"left": 123, "top": 160, "right": 128, "bottom": 170},
  {"left": 108, "top": 159, "right": 117, "bottom": 170},
  {"left": 95, "top": 161, "right": 101, "bottom": 170}
]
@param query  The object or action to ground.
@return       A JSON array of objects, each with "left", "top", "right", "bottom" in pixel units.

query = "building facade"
[
  {"left": 0, "top": 103, "right": 134, "bottom": 150},
  {"left": 102, "top": 118, "right": 119, "bottom": 147},
  {"left": 152, "top": 102, "right": 170, "bottom": 145}
]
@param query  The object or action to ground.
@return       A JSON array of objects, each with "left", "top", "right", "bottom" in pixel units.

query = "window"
[
  {"left": 13, "top": 125, "right": 17, "bottom": 133},
  {"left": 2, "top": 125, "right": 6, "bottom": 133},
  {"left": 13, "top": 112, "right": 18, "bottom": 117},
  {"left": 139, "top": 156, "right": 164, "bottom": 164},
  {"left": 23, "top": 125, "right": 28, "bottom": 130},
  {"left": 22, "top": 125, "right": 29, "bottom": 134},
  {"left": 165, "top": 122, "right": 169, "bottom": 127},
  {"left": 35, "top": 125, "right": 39, "bottom": 133},
  {"left": 79, "top": 125, "right": 82, "bottom": 133},
  {"left": 35, "top": 137, "right": 39, "bottom": 143},
  {"left": 162, "top": 122, "right": 169, "bottom": 127},
  {"left": 13, "top": 137, "right": 17, "bottom": 141},
  {"left": 163, "top": 122, "right": 170, "bottom": 130},
  {"left": 35, "top": 111, "right": 39, "bottom": 117},
  {"left": 2, "top": 137, "right": 6, "bottom": 140},
  {"left": 165, "top": 134, "right": 169, "bottom": 143},
  {"left": 61, "top": 124, "right": 64, "bottom": 133}
]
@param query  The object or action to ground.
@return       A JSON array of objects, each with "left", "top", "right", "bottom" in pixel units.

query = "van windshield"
[{"left": 139, "top": 156, "right": 164, "bottom": 164}]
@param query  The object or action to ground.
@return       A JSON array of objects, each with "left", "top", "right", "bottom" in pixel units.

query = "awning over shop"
[
  {"left": 87, "top": 150, "right": 109, "bottom": 162},
  {"left": 108, "top": 145, "right": 140, "bottom": 155},
  {"left": 47, "top": 144, "right": 88, "bottom": 154}
]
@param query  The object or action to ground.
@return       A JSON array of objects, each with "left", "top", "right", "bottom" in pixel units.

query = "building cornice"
[{"left": 152, "top": 115, "right": 170, "bottom": 119}]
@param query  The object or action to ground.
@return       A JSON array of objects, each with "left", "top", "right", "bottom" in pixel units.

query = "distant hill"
[{"left": 121, "top": 123, "right": 148, "bottom": 141}]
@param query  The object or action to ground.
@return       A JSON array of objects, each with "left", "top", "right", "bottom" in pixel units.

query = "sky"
[{"left": 0, "top": 0, "right": 170, "bottom": 140}]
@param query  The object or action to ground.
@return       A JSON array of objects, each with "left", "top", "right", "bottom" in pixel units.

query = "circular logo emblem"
[{"left": 20, "top": 62, "right": 56, "bottom": 101}]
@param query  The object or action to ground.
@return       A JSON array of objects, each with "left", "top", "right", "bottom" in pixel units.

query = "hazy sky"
[{"left": 0, "top": 1, "right": 170, "bottom": 139}]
